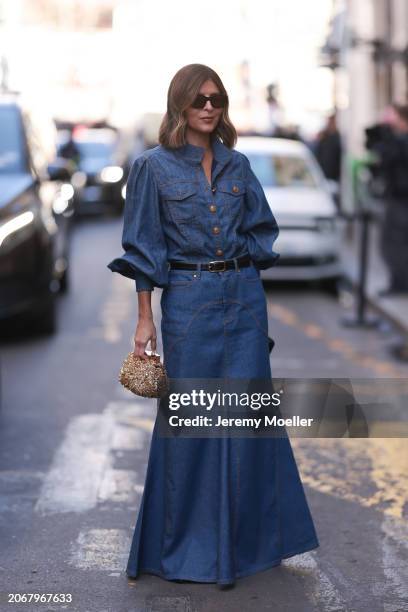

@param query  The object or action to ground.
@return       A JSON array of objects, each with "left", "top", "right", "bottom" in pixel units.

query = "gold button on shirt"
[{"left": 107, "top": 136, "right": 280, "bottom": 293}]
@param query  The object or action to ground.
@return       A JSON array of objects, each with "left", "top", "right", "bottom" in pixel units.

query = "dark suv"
[{"left": 0, "top": 95, "right": 74, "bottom": 334}]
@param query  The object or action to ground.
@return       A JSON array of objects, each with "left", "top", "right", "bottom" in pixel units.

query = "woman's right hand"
[{"left": 133, "top": 316, "right": 157, "bottom": 359}]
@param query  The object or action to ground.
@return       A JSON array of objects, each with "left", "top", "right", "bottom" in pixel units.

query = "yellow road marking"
[
  {"left": 293, "top": 438, "right": 408, "bottom": 519},
  {"left": 267, "top": 302, "right": 406, "bottom": 377}
]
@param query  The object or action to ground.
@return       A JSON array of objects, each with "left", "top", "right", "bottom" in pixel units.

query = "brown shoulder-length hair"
[{"left": 159, "top": 64, "right": 237, "bottom": 149}]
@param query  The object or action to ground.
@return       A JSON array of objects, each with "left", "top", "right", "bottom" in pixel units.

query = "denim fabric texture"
[
  {"left": 107, "top": 136, "right": 320, "bottom": 584},
  {"left": 107, "top": 136, "right": 280, "bottom": 291}
]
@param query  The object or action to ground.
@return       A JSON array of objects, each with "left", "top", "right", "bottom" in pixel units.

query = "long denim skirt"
[{"left": 126, "top": 264, "right": 319, "bottom": 584}]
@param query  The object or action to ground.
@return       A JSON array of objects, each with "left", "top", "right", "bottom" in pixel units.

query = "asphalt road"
[{"left": 0, "top": 216, "right": 407, "bottom": 612}]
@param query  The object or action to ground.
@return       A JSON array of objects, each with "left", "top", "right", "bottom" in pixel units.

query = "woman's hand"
[
  {"left": 133, "top": 315, "right": 157, "bottom": 359},
  {"left": 134, "top": 290, "right": 156, "bottom": 359}
]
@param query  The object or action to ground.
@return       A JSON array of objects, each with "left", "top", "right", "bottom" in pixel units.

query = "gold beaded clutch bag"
[{"left": 119, "top": 350, "right": 170, "bottom": 398}]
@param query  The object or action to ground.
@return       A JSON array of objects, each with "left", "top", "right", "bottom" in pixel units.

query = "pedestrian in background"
[
  {"left": 365, "top": 103, "right": 408, "bottom": 294},
  {"left": 58, "top": 126, "right": 80, "bottom": 167},
  {"left": 314, "top": 113, "right": 342, "bottom": 184},
  {"left": 108, "top": 63, "right": 319, "bottom": 587}
]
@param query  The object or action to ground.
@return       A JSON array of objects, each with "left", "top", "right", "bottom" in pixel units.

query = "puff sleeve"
[
  {"left": 240, "top": 153, "right": 280, "bottom": 270},
  {"left": 107, "top": 154, "right": 169, "bottom": 292}
]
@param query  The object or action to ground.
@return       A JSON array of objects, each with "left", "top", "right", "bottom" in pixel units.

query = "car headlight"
[
  {"left": 60, "top": 183, "right": 74, "bottom": 200},
  {"left": 53, "top": 196, "right": 69, "bottom": 214},
  {"left": 315, "top": 217, "right": 335, "bottom": 232},
  {"left": 121, "top": 183, "right": 126, "bottom": 199},
  {"left": 52, "top": 183, "right": 75, "bottom": 215},
  {"left": 0, "top": 210, "right": 35, "bottom": 247},
  {"left": 100, "top": 166, "right": 124, "bottom": 183}
]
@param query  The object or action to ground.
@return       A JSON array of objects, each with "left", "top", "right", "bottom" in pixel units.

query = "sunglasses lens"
[
  {"left": 191, "top": 95, "right": 207, "bottom": 109},
  {"left": 211, "top": 94, "right": 226, "bottom": 108},
  {"left": 191, "top": 94, "right": 227, "bottom": 109}
]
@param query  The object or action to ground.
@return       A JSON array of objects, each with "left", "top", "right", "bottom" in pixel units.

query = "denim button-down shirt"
[{"left": 107, "top": 136, "right": 280, "bottom": 291}]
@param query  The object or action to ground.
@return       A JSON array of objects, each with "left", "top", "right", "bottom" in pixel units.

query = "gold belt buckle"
[{"left": 208, "top": 260, "right": 226, "bottom": 272}]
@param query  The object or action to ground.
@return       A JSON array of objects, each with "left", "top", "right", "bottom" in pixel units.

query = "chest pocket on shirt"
[
  {"left": 161, "top": 183, "right": 198, "bottom": 224},
  {"left": 217, "top": 179, "right": 246, "bottom": 221}
]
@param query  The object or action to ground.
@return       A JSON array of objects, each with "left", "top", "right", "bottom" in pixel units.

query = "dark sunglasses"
[{"left": 191, "top": 93, "right": 227, "bottom": 109}]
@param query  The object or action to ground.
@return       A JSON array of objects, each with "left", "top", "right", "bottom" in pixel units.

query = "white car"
[{"left": 236, "top": 137, "right": 343, "bottom": 287}]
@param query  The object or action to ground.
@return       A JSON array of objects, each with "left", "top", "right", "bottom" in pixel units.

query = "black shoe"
[{"left": 218, "top": 582, "right": 236, "bottom": 590}]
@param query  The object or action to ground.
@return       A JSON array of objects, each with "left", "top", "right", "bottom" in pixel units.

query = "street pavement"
[{"left": 0, "top": 216, "right": 407, "bottom": 612}]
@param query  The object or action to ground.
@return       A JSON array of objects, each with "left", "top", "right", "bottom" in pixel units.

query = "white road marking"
[
  {"left": 35, "top": 413, "right": 114, "bottom": 515},
  {"left": 33, "top": 394, "right": 407, "bottom": 610},
  {"left": 284, "top": 552, "right": 348, "bottom": 612},
  {"left": 98, "top": 469, "right": 140, "bottom": 504},
  {"left": 111, "top": 425, "right": 145, "bottom": 451},
  {"left": 97, "top": 274, "right": 133, "bottom": 344},
  {"left": 34, "top": 401, "right": 154, "bottom": 515},
  {"left": 69, "top": 529, "right": 130, "bottom": 571},
  {"left": 91, "top": 272, "right": 162, "bottom": 344},
  {"left": 105, "top": 399, "right": 156, "bottom": 433},
  {"left": 106, "top": 400, "right": 153, "bottom": 450},
  {"left": 378, "top": 515, "right": 408, "bottom": 610}
]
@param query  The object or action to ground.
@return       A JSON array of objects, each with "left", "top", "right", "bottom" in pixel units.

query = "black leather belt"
[{"left": 168, "top": 254, "right": 252, "bottom": 272}]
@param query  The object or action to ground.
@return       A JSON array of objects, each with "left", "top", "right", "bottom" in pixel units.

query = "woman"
[{"left": 107, "top": 64, "right": 319, "bottom": 587}]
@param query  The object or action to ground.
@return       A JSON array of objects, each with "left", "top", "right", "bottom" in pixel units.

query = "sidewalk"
[{"left": 340, "top": 217, "right": 408, "bottom": 336}]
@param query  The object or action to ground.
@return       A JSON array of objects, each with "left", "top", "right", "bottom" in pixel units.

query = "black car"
[
  {"left": 58, "top": 127, "right": 127, "bottom": 216},
  {"left": 0, "top": 95, "right": 74, "bottom": 334}
]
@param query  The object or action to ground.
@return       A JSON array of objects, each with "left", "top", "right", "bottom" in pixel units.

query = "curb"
[{"left": 343, "top": 272, "right": 408, "bottom": 337}]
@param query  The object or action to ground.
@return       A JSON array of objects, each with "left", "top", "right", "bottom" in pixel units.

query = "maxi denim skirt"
[{"left": 126, "top": 264, "right": 319, "bottom": 584}]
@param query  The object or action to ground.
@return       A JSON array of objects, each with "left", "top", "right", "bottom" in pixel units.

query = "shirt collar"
[{"left": 175, "top": 135, "right": 233, "bottom": 164}]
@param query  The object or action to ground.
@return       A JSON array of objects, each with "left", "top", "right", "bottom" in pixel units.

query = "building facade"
[{"left": 323, "top": 0, "right": 408, "bottom": 210}]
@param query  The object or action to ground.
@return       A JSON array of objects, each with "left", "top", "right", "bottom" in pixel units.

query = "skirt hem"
[{"left": 126, "top": 537, "right": 320, "bottom": 584}]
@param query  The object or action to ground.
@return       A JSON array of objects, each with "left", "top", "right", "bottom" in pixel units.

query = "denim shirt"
[{"left": 107, "top": 136, "right": 280, "bottom": 291}]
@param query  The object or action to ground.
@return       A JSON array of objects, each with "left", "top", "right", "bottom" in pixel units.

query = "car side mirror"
[{"left": 47, "top": 158, "right": 74, "bottom": 181}]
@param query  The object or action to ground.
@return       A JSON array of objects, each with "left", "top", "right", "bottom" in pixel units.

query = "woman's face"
[{"left": 185, "top": 79, "right": 223, "bottom": 136}]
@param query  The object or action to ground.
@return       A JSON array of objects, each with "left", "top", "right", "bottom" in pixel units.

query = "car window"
[
  {"left": 244, "top": 153, "right": 318, "bottom": 188},
  {"left": 75, "top": 141, "right": 114, "bottom": 159},
  {"left": 0, "top": 106, "right": 25, "bottom": 173},
  {"left": 23, "top": 108, "right": 57, "bottom": 176}
]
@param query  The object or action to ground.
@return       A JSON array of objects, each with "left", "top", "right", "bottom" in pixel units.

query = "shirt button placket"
[{"left": 210, "top": 185, "right": 224, "bottom": 258}]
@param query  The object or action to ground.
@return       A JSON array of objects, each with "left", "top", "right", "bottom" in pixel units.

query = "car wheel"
[
  {"left": 59, "top": 267, "right": 69, "bottom": 293},
  {"left": 33, "top": 295, "right": 57, "bottom": 335},
  {"left": 320, "top": 277, "right": 340, "bottom": 297}
]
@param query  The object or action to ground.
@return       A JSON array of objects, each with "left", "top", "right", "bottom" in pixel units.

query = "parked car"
[
  {"left": 0, "top": 95, "right": 74, "bottom": 334},
  {"left": 236, "top": 137, "right": 343, "bottom": 291},
  {"left": 58, "top": 127, "right": 126, "bottom": 216}
]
